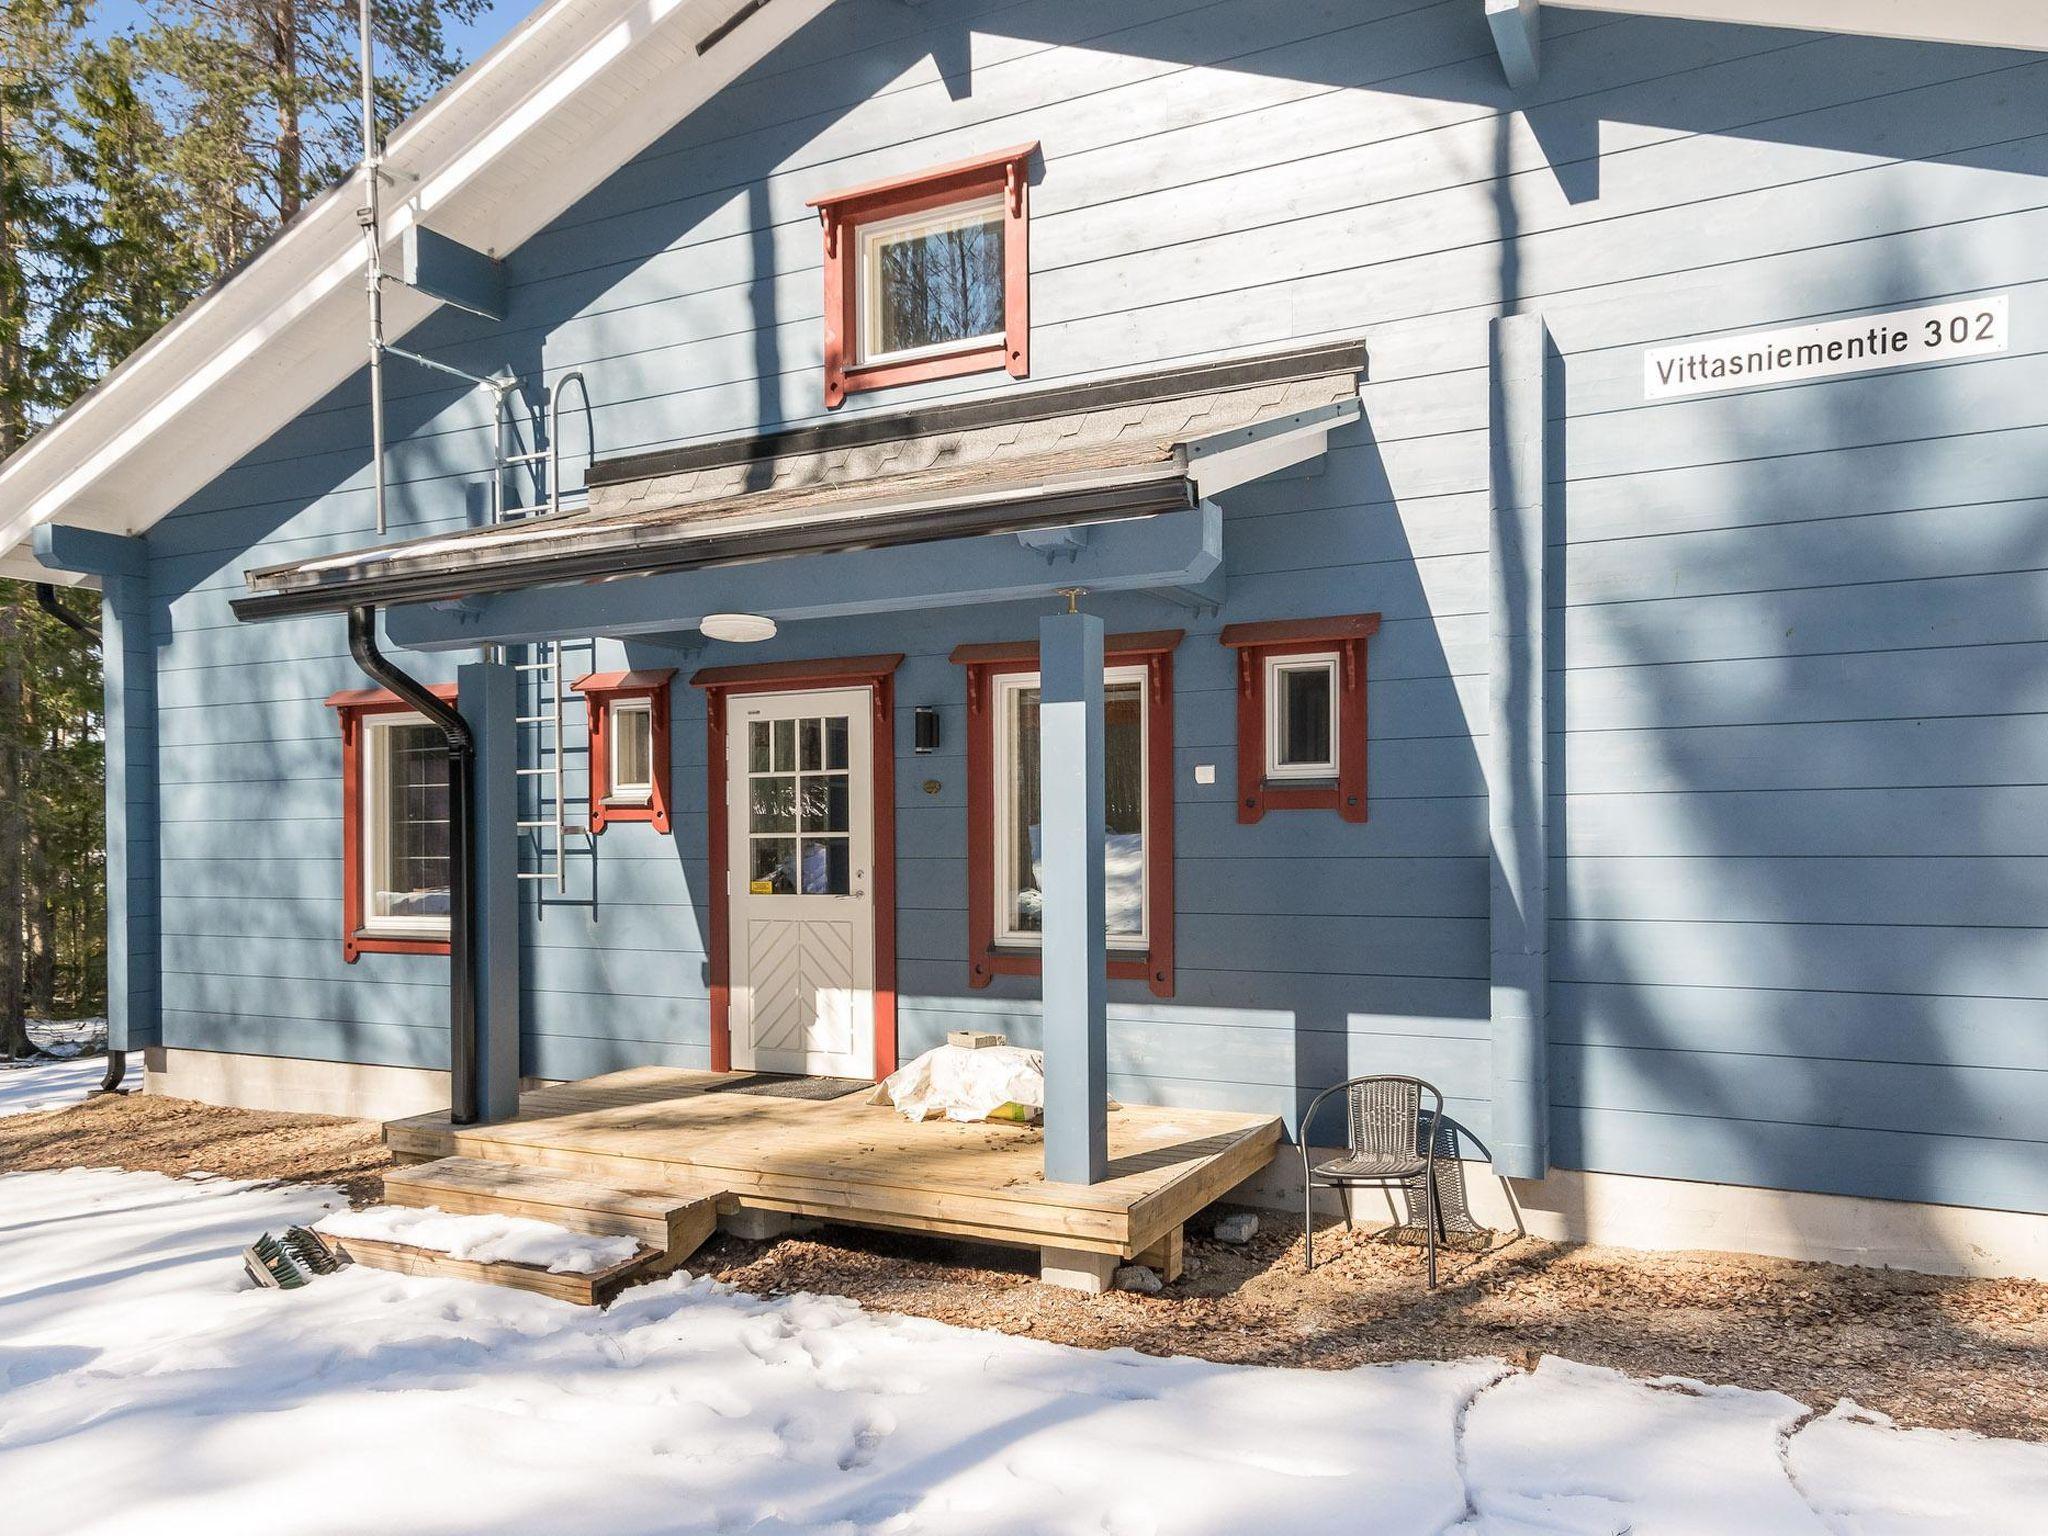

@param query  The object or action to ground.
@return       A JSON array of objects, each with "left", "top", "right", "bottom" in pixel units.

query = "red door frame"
[{"left": 691, "top": 654, "right": 904, "bottom": 1078}]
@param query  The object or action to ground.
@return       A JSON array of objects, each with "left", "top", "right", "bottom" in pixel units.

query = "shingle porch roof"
[{"left": 232, "top": 341, "right": 1365, "bottom": 622}]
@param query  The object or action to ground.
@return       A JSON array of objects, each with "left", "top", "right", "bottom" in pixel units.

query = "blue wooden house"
[{"left": 7, "top": 0, "right": 2046, "bottom": 1287}]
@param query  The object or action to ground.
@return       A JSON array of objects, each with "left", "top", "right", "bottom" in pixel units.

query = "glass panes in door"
[{"left": 747, "top": 713, "right": 851, "bottom": 895}]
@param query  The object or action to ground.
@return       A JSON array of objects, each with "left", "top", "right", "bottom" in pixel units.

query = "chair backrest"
[{"left": 1345, "top": 1076, "right": 1441, "bottom": 1159}]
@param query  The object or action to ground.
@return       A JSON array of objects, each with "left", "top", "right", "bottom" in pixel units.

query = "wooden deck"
[{"left": 386, "top": 1067, "right": 1282, "bottom": 1283}]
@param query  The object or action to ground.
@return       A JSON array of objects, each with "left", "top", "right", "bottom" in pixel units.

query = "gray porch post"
[
  {"left": 1487, "top": 313, "right": 1550, "bottom": 1180},
  {"left": 459, "top": 661, "right": 521, "bottom": 1120},
  {"left": 1038, "top": 605, "right": 1108, "bottom": 1188}
]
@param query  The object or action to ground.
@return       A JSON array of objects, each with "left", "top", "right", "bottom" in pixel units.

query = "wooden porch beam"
[
  {"left": 400, "top": 227, "right": 506, "bottom": 322},
  {"left": 384, "top": 503, "right": 1222, "bottom": 652}
]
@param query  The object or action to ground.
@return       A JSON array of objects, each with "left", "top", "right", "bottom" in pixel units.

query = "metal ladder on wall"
[{"left": 491, "top": 372, "right": 596, "bottom": 892}]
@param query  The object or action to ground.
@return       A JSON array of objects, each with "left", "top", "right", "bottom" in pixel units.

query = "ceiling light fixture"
[{"left": 700, "top": 612, "right": 777, "bottom": 643}]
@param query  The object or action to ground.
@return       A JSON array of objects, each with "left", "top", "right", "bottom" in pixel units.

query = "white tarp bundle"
[{"left": 870, "top": 1043, "right": 1046, "bottom": 1123}]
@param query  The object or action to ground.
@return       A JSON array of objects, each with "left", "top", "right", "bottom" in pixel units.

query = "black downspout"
[
  {"left": 346, "top": 605, "right": 480, "bottom": 1125},
  {"left": 34, "top": 583, "right": 128, "bottom": 1095}
]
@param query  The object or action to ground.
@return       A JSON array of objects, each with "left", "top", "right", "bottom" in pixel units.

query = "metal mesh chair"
[{"left": 1300, "top": 1075, "right": 1446, "bottom": 1286}]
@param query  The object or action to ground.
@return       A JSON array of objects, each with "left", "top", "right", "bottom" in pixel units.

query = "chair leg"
[
  {"left": 1303, "top": 1178, "right": 1314, "bottom": 1272},
  {"left": 1423, "top": 1169, "right": 1439, "bottom": 1290}
]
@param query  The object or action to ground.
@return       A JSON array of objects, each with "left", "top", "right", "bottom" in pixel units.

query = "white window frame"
[
  {"left": 855, "top": 194, "right": 1006, "bottom": 368},
  {"left": 360, "top": 710, "right": 451, "bottom": 940},
  {"left": 607, "top": 696, "right": 655, "bottom": 806},
  {"left": 1265, "top": 652, "right": 1340, "bottom": 781},
  {"left": 991, "top": 665, "right": 1150, "bottom": 951}
]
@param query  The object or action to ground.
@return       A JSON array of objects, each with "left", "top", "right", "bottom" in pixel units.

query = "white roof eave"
[{"left": 0, "top": 0, "right": 835, "bottom": 575}]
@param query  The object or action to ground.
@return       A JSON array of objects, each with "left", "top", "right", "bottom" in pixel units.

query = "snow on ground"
[
  {"left": 0, "top": 1026, "right": 127, "bottom": 1118},
  {"left": 317, "top": 1203, "right": 643, "bottom": 1273},
  {"left": 0, "top": 1168, "right": 2042, "bottom": 1536}
]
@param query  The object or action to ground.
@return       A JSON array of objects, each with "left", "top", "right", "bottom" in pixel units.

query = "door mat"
[{"left": 703, "top": 1073, "right": 871, "bottom": 1101}]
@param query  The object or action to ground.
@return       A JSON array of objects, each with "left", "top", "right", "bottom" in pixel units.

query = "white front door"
[{"left": 727, "top": 687, "right": 876, "bottom": 1078}]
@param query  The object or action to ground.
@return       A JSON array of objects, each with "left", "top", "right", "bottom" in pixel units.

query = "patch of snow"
[
  {"left": 1458, "top": 1357, "right": 1830, "bottom": 1533},
  {"left": 315, "top": 1205, "right": 641, "bottom": 1274},
  {"left": 1786, "top": 1400, "right": 2048, "bottom": 1534},
  {"left": 0, "top": 1051, "right": 127, "bottom": 1118},
  {"left": 0, "top": 1169, "right": 2042, "bottom": 1536},
  {"left": 28, "top": 1017, "right": 107, "bottom": 1057}
]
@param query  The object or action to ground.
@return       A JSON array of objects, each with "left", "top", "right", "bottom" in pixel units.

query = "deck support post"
[
  {"left": 1039, "top": 1246, "right": 1117, "bottom": 1294},
  {"left": 1487, "top": 312, "right": 1551, "bottom": 1180},
  {"left": 1135, "top": 1224, "right": 1184, "bottom": 1282},
  {"left": 460, "top": 661, "right": 521, "bottom": 1122},
  {"left": 1038, "top": 607, "right": 1108, "bottom": 1187},
  {"left": 32, "top": 526, "right": 160, "bottom": 1070}
]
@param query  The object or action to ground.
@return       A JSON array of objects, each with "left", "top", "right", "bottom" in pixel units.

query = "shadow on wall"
[{"left": 1541, "top": 203, "right": 2048, "bottom": 1261}]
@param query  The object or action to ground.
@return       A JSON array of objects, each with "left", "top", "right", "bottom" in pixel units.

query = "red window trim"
[
  {"left": 690, "top": 654, "right": 904, "bottom": 1079},
  {"left": 572, "top": 669, "right": 675, "bottom": 834},
  {"left": 950, "top": 630, "right": 1180, "bottom": 999},
  {"left": 808, "top": 141, "right": 1036, "bottom": 408},
  {"left": 1218, "top": 613, "right": 1380, "bottom": 824},
  {"left": 327, "top": 683, "right": 459, "bottom": 963}
]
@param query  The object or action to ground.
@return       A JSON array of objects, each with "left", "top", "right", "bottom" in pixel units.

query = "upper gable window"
[
  {"left": 859, "top": 197, "right": 1005, "bottom": 365},
  {"left": 809, "top": 142, "right": 1035, "bottom": 408}
]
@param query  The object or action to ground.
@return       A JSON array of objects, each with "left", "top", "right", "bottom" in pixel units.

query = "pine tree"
[
  {"left": 141, "top": 0, "right": 485, "bottom": 251},
  {"left": 0, "top": 0, "right": 94, "bottom": 456}
]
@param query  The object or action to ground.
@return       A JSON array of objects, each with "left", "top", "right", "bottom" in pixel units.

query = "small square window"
[
  {"left": 608, "top": 698, "right": 654, "bottom": 805},
  {"left": 1220, "top": 615, "right": 1380, "bottom": 823},
  {"left": 574, "top": 669, "right": 675, "bottom": 833},
  {"left": 1265, "top": 654, "right": 1338, "bottom": 780},
  {"left": 810, "top": 143, "right": 1035, "bottom": 407}
]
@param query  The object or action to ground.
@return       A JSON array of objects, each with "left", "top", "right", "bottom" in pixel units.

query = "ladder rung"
[
  {"left": 514, "top": 715, "right": 558, "bottom": 725},
  {"left": 516, "top": 819, "right": 558, "bottom": 830},
  {"left": 516, "top": 767, "right": 559, "bottom": 778},
  {"left": 516, "top": 871, "right": 557, "bottom": 881},
  {"left": 500, "top": 450, "right": 548, "bottom": 464}
]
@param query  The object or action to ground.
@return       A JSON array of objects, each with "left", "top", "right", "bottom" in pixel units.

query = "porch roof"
[{"left": 230, "top": 341, "right": 1365, "bottom": 623}]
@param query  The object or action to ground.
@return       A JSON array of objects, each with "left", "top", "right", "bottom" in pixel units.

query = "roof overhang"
[
  {"left": 1566, "top": 1, "right": 2047, "bottom": 53},
  {"left": 0, "top": 0, "right": 836, "bottom": 586},
  {"left": 233, "top": 341, "right": 1366, "bottom": 626}
]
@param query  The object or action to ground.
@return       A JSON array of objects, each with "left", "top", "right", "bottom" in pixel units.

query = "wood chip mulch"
[
  {"left": 0, "top": 1088, "right": 394, "bottom": 1202},
  {"left": 3, "top": 1091, "right": 2041, "bottom": 1441}
]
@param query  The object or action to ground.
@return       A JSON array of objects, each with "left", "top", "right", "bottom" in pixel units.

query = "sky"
[{"left": 86, "top": 0, "right": 535, "bottom": 73}]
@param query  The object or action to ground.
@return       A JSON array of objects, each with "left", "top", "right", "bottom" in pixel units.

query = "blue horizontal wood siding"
[{"left": 134, "top": 0, "right": 2045, "bottom": 1216}]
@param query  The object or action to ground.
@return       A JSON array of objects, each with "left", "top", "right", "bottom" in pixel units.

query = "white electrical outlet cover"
[{"left": 1194, "top": 764, "right": 1216, "bottom": 785}]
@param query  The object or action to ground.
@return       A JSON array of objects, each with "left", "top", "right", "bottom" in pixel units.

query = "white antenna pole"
[{"left": 358, "top": 0, "right": 388, "bottom": 536}]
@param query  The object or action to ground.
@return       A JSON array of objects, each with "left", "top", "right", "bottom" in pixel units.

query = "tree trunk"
[
  {"left": 273, "top": 2, "right": 302, "bottom": 222},
  {"left": 0, "top": 601, "right": 32, "bottom": 1057}
]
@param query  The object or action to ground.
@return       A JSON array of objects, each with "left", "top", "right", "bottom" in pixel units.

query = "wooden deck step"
[
  {"left": 325, "top": 1232, "right": 659, "bottom": 1306},
  {"left": 382, "top": 1156, "right": 721, "bottom": 1265}
]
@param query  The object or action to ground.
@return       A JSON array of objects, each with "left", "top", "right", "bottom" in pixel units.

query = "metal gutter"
[{"left": 346, "top": 606, "right": 480, "bottom": 1125}]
